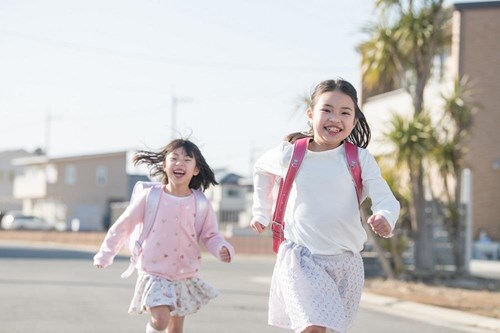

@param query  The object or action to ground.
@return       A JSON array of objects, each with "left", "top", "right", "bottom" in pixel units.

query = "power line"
[{"left": 0, "top": 29, "right": 339, "bottom": 73}]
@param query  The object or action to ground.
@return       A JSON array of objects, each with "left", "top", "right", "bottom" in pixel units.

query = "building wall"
[
  {"left": 204, "top": 183, "right": 247, "bottom": 223},
  {"left": 455, "top": 3, "right": 500, "bottom": 239},
  {"left": 47, "top": 153, "right": 127, "bottom": 204},
  {"left": 46, "top": 153, "right": 128, "bottom": 230}
]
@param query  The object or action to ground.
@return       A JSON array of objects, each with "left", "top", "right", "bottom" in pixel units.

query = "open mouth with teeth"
[
  {"left": 325, "top": 126, "right": 342, "bottom": 134},
  {"left": 173, "top": 170, "right": 186, "bottom": 177}
]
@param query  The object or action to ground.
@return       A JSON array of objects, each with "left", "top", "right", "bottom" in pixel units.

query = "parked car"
[{"left": 0, "top": 212, "right": 54, "bottom": 231}]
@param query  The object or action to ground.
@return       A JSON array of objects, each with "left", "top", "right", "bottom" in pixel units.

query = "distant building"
[
  {"left": 453, "top": 1, "right": 500, "bottom": 240},
  {"left": 0, "top": 149, "right": 42, "bottom": 215},
  {"left": 10, "top": 151, "right": 252, "bottom": 231},
  {"left": 205, "top": 169, "right": 247, "bottom": 225},
  {"left": 12, "top": 151, "right": 148, "bottom": 231}
]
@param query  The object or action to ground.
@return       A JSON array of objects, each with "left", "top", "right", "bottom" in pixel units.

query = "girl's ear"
[
  {"left": 306, "top": 107, "right": 313, "bottom": 122},
  {"left": 193, "top": 166, "right": 200, "bottom": 176}
]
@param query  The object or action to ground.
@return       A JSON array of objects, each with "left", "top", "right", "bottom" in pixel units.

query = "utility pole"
[
  {"left": 44, "top": 110, "right": 61, "bottom": 156},
  {"left": 170, "top": 95, "right": 193, "bottom": 139}
]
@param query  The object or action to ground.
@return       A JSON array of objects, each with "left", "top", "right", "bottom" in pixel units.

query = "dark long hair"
[
  {"left": 286, "top": 79, "right": 371, "bottom": 148},
  {"left": 133, "top": 139, "right": 218, "bottom": 191}
]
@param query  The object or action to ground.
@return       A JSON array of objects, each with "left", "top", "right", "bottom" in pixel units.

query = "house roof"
[
  {"left": 214, "top": 169, "right": 243, "bottom": 184},
  {"left": 0, "top": 149, "right": 40, "bottom": 161},
  {"left": 455, "top": 1, "right": 500, "bottom": 10},
  {"left": 12, "top": 150, "right": 127, "bottom": 166}
]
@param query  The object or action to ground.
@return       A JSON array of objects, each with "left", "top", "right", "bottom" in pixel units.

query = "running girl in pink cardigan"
[{"left": 94, "top": 138, "right": 234, "bottom": 333}]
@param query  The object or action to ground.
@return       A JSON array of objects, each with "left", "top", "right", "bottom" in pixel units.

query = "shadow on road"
[{"left": 0, "top": 245, "right": 128, "bottom": 261}]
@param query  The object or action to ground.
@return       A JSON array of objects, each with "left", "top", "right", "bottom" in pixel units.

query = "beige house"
[
  {"left": 12, "top": 151, "right": 148, "bottom": 231},
  {"left": 362, "top": 1, "right": 500, "bottom": 241}
]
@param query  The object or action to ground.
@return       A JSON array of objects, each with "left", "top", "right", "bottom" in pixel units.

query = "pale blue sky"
[{"left": 0, "top": 0, "right": 469, "bottom": 176}]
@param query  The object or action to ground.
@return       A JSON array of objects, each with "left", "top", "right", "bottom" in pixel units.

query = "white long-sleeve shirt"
[{"left": 252, "top": 141, "right": 400, "bottom": 255}]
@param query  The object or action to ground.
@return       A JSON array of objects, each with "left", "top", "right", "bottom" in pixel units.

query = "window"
[
  {"left": 220, "top": 209, "right": 240, "bottom": 223},
  {"left": 226, "top": 188, "right": 240, "bottom": 198},
  {"left": 65, "top": 165, "right": 77, "bottom": 185},
  {"left": 96, "top": 166, "right": 107, "bottom": 187},
  {"left": 46, "top": 165, "right": 58, "bottom": 184}
]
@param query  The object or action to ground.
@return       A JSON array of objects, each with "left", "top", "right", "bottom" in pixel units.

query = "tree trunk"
[
  {"left": 390, "top": 236, "right": 405, "bottom": 275},
  {"left": 411, "top": 164, "right": 435, "bottom": 276}
]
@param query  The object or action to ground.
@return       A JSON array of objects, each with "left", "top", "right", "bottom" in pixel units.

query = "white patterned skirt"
[
  {"left": 128, "top": 273, "right": 219, "bottom": 317},
  {"left": 269, "top": 240, "right": 364, "bottom": 333}
]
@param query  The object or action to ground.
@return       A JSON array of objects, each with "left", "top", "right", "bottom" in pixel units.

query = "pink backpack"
[
  {"left": 271, "top": 138, "right": 363, "bottom": 253},
  {"left": 120, "top": 181, "right": 209, "bottom": 278}
]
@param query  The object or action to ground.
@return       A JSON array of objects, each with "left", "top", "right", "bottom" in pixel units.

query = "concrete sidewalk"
[
  {"left": 471, "top": 260, "right": 500, "bottom": 280},
  {"left": 361, "top": 293, "right": 500, "bottom": 333}
]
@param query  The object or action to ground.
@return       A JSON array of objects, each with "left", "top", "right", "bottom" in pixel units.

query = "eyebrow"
[
  {"left": 322, "top": 103, "right": 353, "bottom": 111},
  {"left": 170, "top": 152, "right": 193, "bottom": 158}
]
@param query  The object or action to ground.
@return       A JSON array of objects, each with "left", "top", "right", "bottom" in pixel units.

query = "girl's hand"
[
  {"left": 219, "top": 246, "right": 231, "bottom": 263},
  {"left": 367, "top": 214, "right": 393, "bottom": 238},
  {"left": 250, "top": 220, "right": 266, "bottom": 234}
]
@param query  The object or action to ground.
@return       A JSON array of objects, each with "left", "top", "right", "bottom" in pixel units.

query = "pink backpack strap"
[
  {"left": 137, "top": 185, "right": 162, "bottom": 245},
  {"left": 345, "top": 141, "right": 363, "bottom": 206},
  {"left": 121, "top": 184, "right": 162, "bottom": 279},
  {"left": 193, "top": 189, "right": 209, "bottom": 239},
  {"left": 271, "top": 137, "right": 309, "bottom": 253}
]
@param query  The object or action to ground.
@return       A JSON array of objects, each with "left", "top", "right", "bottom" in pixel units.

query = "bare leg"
[
  {"left": 301, "top": 326, "right": 327, "bottom": 333},
  {"left": 166, "top": 316, "right": 185, "bottom": 333},
  {"left": 149, "top": 305, "right": 171, "bottom": 332}
]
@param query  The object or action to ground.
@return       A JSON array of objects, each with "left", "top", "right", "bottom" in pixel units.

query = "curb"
[{"left": 361, "top": 293, "right": 500, "bottom": 333}]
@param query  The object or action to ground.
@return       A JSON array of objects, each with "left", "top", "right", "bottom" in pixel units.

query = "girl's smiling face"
[
  {"left": 163, "top": 147, "right": 199, "bottom": 194},
  {"left": 307, "top": 90, "right": 357, "bottom": 151}
]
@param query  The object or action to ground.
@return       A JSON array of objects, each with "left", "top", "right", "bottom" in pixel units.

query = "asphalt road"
[{"left": 0, "top": 244, "right": 490, "bottom": 333}]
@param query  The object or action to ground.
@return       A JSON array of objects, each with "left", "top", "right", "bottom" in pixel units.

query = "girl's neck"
[
  {"left": 308, "top": 140, "right": 341, "bottom": 152},
  {"left": 163, "top": 184, "right": 192, "bottom": 197}
]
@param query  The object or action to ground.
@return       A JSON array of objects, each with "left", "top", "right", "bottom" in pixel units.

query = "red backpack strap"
[
  {"left": 271, "top": 137, "right": 309, "bottom": 253},
  {"left": 345, "top": 141, "right": 363, "bottom": 206}
]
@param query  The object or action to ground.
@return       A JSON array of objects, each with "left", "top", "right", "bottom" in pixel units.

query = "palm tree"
[
  {"left": 358, "top": 0, "right": 452, "bottom": 274},
  {"left": 431, "top": 77, "right": 478, "bottom": 274},
  {"left": 384, "top": 112, "right": 436, "bottom": 272}
]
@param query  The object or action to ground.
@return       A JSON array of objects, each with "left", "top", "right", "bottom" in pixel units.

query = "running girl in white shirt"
[{"left": 250, "top": 79, "right": 400, "bottom": 333}]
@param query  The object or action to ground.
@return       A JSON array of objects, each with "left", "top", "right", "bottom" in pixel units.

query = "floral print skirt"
[
  {"left": 269, "top": 240, "right": 364, "bottom": 333},
  {"left": 128, "top": 273, "right": 219, "bottom": 317}
]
